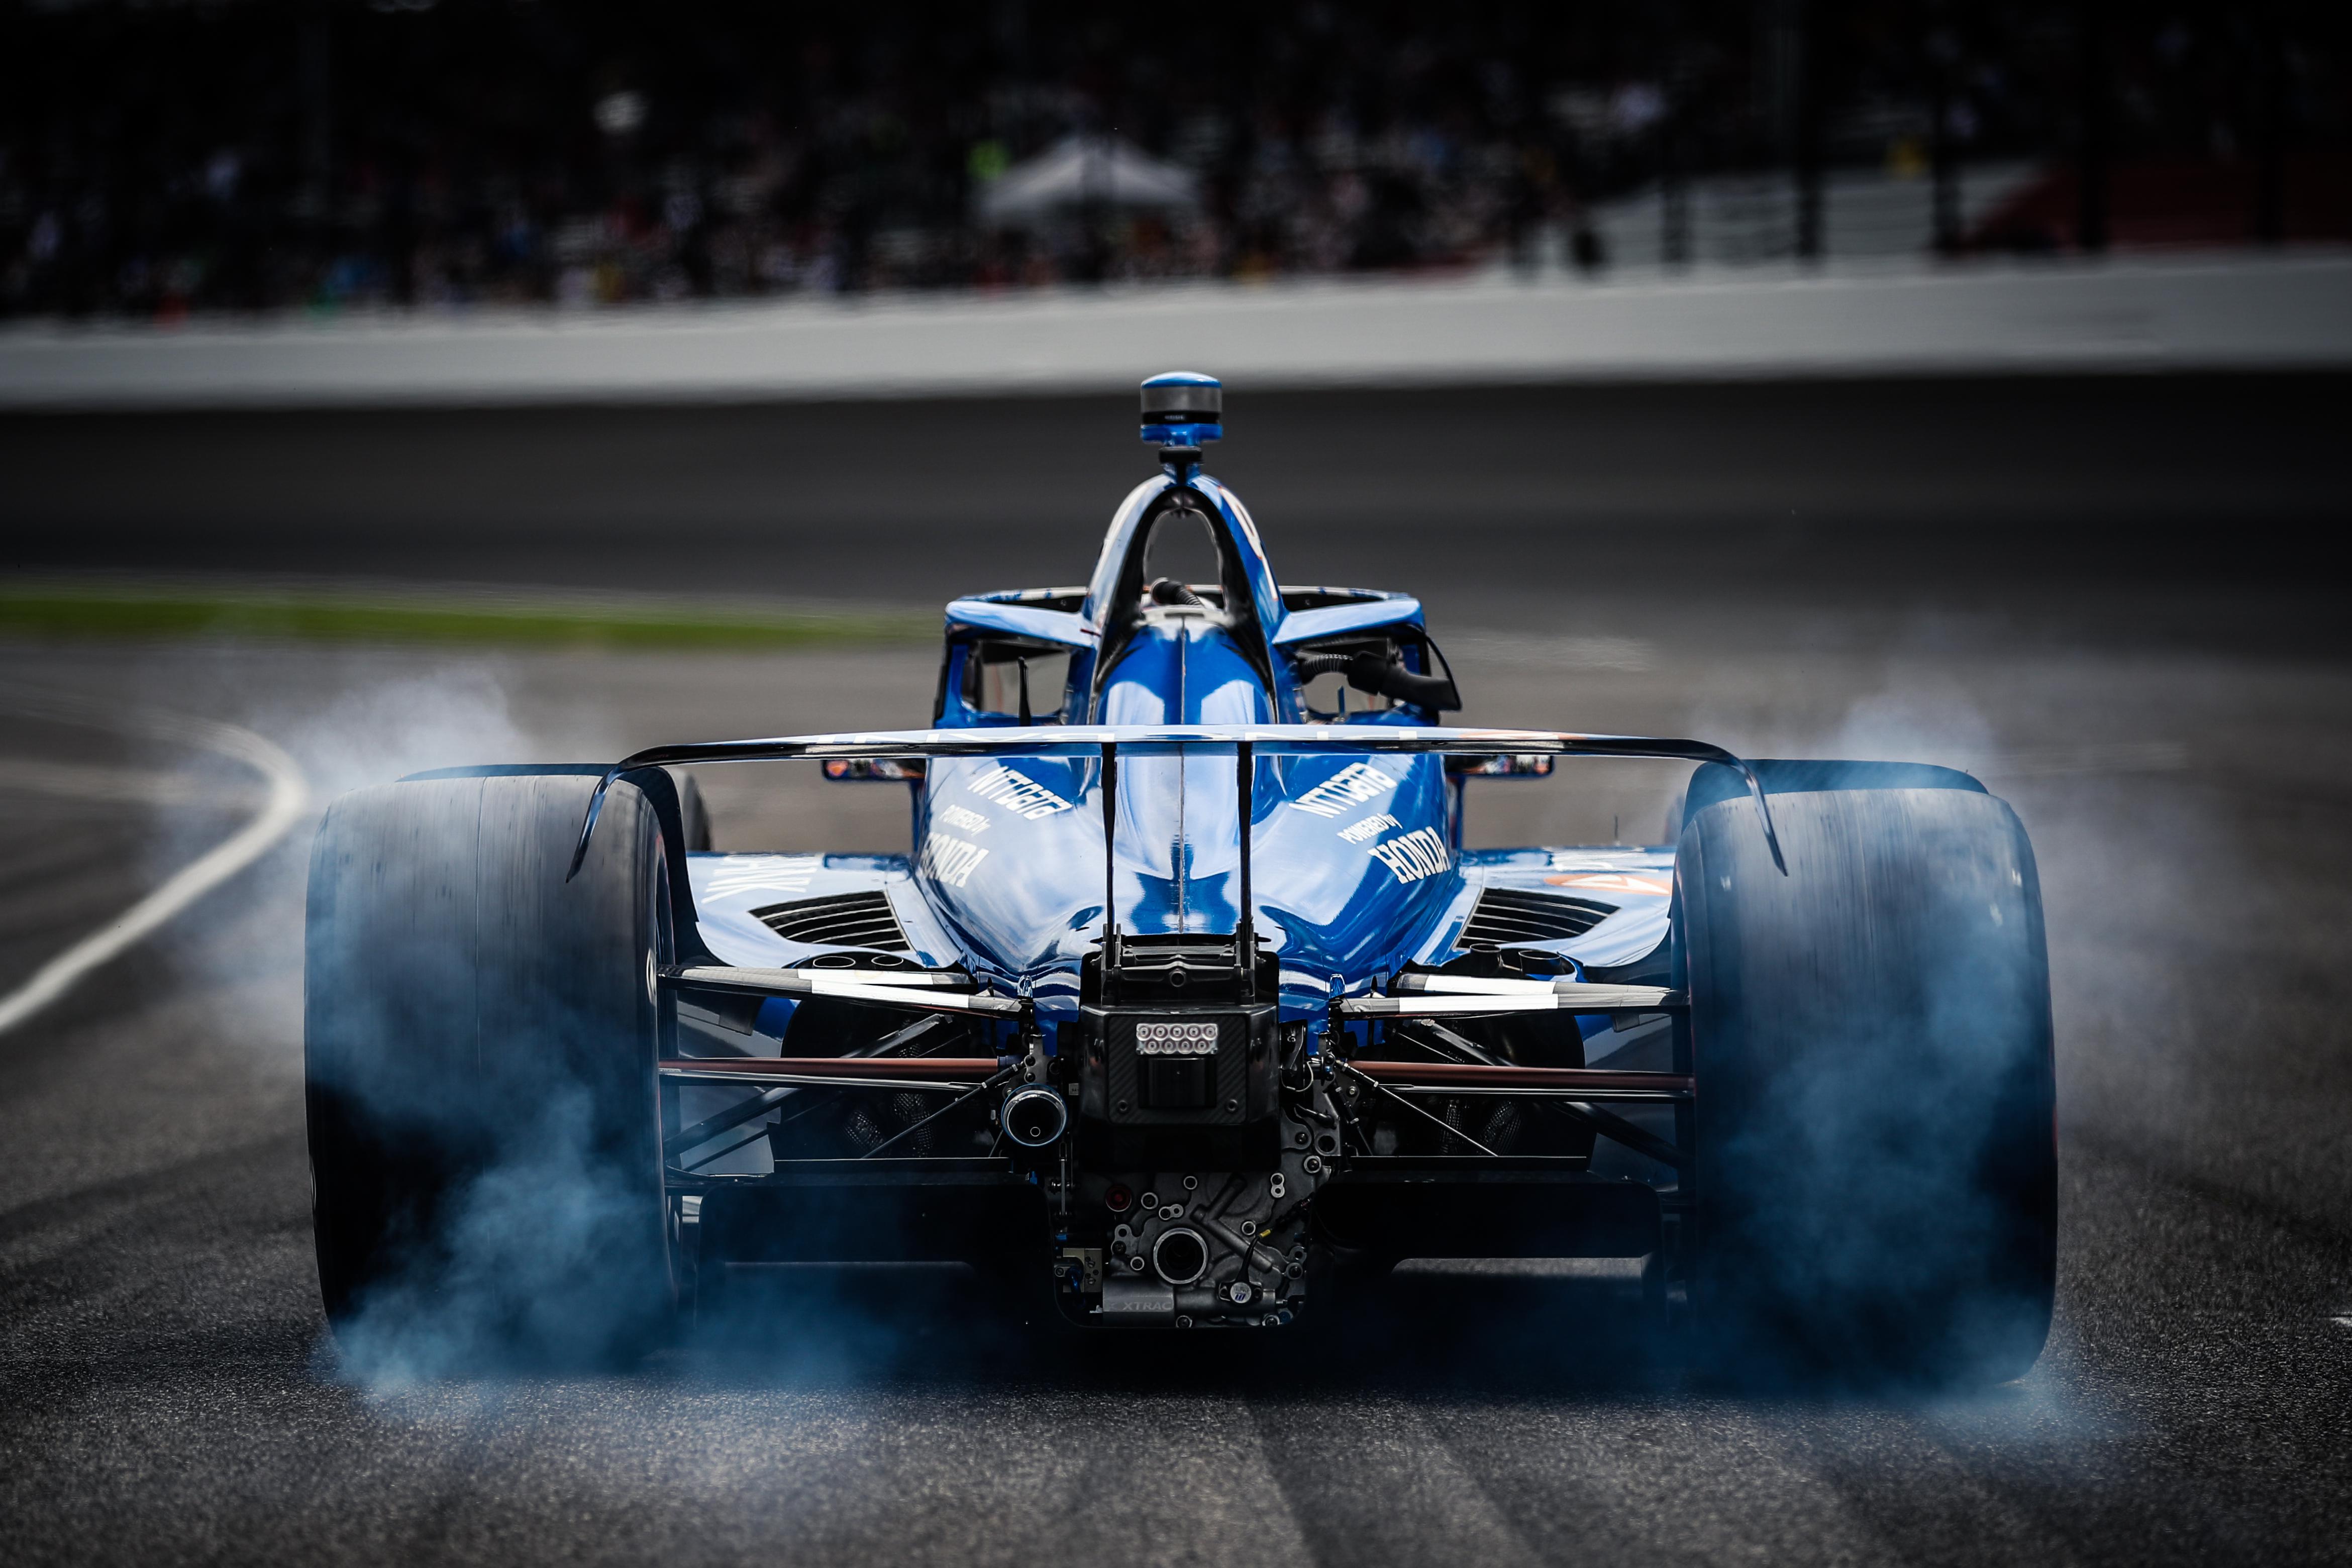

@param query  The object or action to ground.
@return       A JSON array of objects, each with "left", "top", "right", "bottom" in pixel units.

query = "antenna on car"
[{"left": 1140, "top": 370, "right": 1221, "bottom": 484}]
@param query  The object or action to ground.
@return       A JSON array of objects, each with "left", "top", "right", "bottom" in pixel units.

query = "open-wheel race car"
[{"left": 305, "top": 373, "right": 2056, "bottom": 1380}]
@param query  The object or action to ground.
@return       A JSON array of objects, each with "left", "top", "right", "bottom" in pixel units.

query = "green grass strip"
[{"left": 0, "top": 581, "right": 935, "bottom": 649}]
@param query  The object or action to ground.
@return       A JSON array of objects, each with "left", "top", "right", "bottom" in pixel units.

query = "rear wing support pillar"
[{"left": 1099, "top": 740, "right": 1120, "bottom": 991}]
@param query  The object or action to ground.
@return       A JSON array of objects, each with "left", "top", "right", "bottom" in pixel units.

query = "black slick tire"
[
  {"left": 1678, "top": 760, "right": 2057, "bottom": 1385},
  {"left": 304, "top": 768, "right": 677, "bottom": 1369}
]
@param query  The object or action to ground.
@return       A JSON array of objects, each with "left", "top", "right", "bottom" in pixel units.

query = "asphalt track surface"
[{"left": 5, "top": 376, "right": 2352, "bottom": 1566}]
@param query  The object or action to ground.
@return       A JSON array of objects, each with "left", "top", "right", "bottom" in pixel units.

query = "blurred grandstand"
[{"left": 1, "top": 1, "right": 2345, "bottom": 321}]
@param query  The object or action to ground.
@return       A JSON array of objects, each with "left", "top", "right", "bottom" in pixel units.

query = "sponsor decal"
[
  {"left": 936, "top": 803, "right": 993, "bottom": 834},
  {"left": 1291, "top": 762, "right": 1399, "bottom": 818},
  {"left": 1337, "top": 811, "right": 1401, "bottom": 844},
  {"left": 965, "top": 763, "right": 1075, "bottom": 820},
  {"left": 1134, "top": 1019, "right": 1220, "bottom": 1056},
  {"left": 917, "top": 831, "right": 991, "bottom": 888},
  {"left": 1368, "top": 826, "right": 1452, "bottom": 884},
  {"left": 1545, "top": 872, "right": 1671, "bottom": 897},
  {"left": 703, "top": 856, "right": 821, "bottom": 899}
]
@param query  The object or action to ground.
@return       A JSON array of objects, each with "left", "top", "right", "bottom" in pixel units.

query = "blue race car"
[{"left": 305, "top": 373, "right": 2056, "bottom": 1379}]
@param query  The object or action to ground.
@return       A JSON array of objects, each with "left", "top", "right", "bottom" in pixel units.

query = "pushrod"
[
  {"left": 657, "top": 1057, "right": 1002, "bottom": 1081},
  {"left": 1348, "top": 1062, "right": 1694, "bottom": 1094}
]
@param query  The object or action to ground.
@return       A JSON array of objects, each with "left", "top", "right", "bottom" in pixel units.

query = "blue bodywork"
[{"left": 679, "top": 460, "right": 1669, "bottom": 1062}]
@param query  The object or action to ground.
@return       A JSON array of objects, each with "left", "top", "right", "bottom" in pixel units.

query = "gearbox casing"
[{"left": 1077, "top": 1004, "right": 1280, "bottom": 1170}]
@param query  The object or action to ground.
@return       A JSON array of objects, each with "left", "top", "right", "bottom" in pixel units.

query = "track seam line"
[{"left": 0, "top": 699, "right": 309, "bottom": 1036}]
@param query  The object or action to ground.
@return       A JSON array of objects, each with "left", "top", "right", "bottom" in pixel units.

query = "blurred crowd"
[{"left": 1, "top": 0, "right": 2345, "bottom": 320}]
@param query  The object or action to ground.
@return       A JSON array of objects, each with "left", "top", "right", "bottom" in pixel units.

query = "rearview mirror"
[
  {"left": 1446, "top": 754, "right": 1554, "bottom": 779},
  {"left": 822, "top": 759, "right": 926, "bottom": 783}
]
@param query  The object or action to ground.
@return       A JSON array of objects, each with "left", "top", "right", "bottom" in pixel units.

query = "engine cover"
[{"left": 1077, "top": 1004, "right": 1280, "bottom": 1169}]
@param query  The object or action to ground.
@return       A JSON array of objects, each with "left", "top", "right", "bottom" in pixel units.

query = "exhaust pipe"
[{"left": 1002, "top": 1083, "right": 1068, "bottom": 1148}]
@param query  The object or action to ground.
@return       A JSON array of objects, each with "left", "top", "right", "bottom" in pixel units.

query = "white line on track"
[{"left": 0, "top": 698, "right": 309, "bottom": 1036}]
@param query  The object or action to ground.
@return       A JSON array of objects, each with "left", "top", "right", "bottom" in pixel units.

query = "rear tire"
[
  {"left": 304, "top": 768, "right": 676, "bottom": 1370},
  {"left": 1678, "top": 762, "right": 2056, "bottom": 1384}
]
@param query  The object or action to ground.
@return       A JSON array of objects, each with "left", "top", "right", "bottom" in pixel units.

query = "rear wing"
[{"left": 570, "top": 723, "right": 1786, "bottom": 882}]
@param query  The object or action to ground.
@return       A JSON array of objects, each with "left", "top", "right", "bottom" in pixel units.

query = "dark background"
[{"left": 4, "top": 0, "right": 2346, "bottom": 315}]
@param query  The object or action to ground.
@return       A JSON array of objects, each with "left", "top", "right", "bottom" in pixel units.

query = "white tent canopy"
[{"left": 977, "top": 135, "right": 1198, "bottom": 224}]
